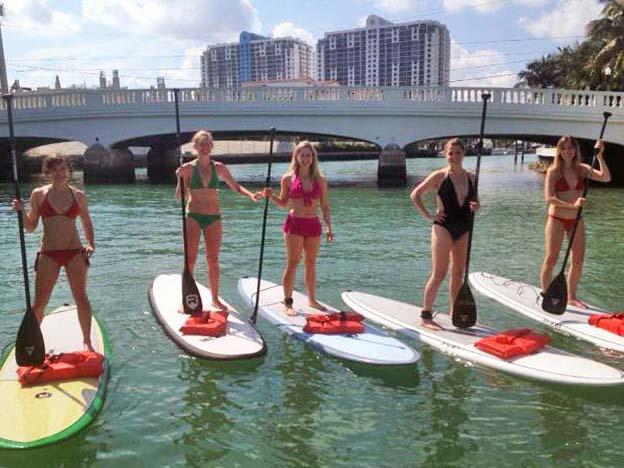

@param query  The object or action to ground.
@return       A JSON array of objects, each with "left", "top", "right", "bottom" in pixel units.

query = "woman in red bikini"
[
  {"left": 262, "top": 141, "right": 334, "bottom": 316},
  {"left": 175, "top": 130, "right": 260, "bottom": 311},
  {"left": 540, "top": 135, "right": 610, "bottom": 308},
  {"left": 11, "top": 155, "right": 95, "bottom": 351}
]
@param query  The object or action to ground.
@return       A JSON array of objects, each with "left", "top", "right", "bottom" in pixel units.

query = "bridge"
[{"left": 1, "top": 85, "right": 623, "bottom": 184}]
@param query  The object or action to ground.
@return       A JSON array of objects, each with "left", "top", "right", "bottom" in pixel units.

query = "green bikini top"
[{"left": 189, "top": 160, "right": 219, "bottom": 190}]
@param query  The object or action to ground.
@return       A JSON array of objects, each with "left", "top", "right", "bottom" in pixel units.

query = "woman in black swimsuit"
[{"left": 410, "top": 138, "right": 479, "bottom": 329}]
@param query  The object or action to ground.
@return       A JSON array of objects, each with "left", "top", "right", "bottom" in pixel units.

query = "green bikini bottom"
[{"left": 186, "top": 212, "right": 221, "bottom": 229}]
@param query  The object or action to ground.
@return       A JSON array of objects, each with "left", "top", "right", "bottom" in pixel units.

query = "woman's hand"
[
  {"left": 428, "top": 210, "right": 446, "bottom": 224},
  {"left": 326, "top": 229, "right": 334, "bottom": 243},
  {"left": 574, "top": 197, "right": 586, "bottom": 209},
  {"left": 594, "top": 139, "right": 605, "bottom": 154},
  {"left": 262, "top": 187, "right": 273, "bottom": 198},
  {"left": 83, "top": 245, "right": 95, "bottom": 258},
  {"left": 469, "top": 201, "right": 480, "bottom": 212},
  {"left": 11, "top": 198, "right": 23, "bottom": 212}
]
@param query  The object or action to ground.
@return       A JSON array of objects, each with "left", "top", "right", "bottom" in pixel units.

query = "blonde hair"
[
  {"left": 191, "top": 130, "right": 213, "bottom": 149},
  {"left": 42, "top": 154, "right": 72, "bottom": 177},
  {"left": 551, "top": 135, "right": 581, "bottom": 175},
  {"left": 287, "top": 141, "right": 322, "bottom": 180},
  {"left": 444, "top": 137, "right": 465, "bottom": 153}
]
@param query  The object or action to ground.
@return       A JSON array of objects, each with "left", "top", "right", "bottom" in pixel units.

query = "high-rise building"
[
  {"left": 317, "top": 15, "right": 450, "bottom": 87},
  {"left": 200, "top": 31, "right": 314, "bottom": 88}
]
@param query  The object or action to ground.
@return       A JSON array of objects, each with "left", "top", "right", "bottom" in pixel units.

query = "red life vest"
[
  {"left": 303, "top": 311, "right": 365, "bottom": 335},
  {"left": 180, "top": 311, "right": 228, "bottom": 337},
  {"left": 474, "top": 328, "right": 550, "bottom": 359},
  {"left": 588, "top": 313, "right": 624, "bottom": 336},
  {"left": 17, "top": 351, "right": 104, "bottom": 387}
]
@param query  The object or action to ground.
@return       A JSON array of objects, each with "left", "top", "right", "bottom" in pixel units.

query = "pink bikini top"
[{"left": 289, "top": 172, "right": 320, "bottom": 207}]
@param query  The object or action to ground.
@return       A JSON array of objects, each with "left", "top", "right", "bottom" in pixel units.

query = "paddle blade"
[
  {"left": 15, "top": 309, "right": 45, "bottom": 366},
  {"left": 452, "top": 282, "right": 477, "bottom": 328},
  {"left": 541, "top": 273, "right": 567, "bottom": 315},
  {"left": 181, "top": 268, "right": 203, "bottom": 314}
]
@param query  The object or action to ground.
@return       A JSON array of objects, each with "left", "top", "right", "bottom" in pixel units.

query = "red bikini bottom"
[{"left": 35, "top": 249, "right": 89, "bottom": 270}]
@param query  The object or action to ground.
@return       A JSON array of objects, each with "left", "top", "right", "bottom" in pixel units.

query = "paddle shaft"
[
  {"left": 558, "top": 112, "right": 611, "bottom": 273},
  {"left": 462, "top": 93, "right": 491, "bottom": 283},
  {"left": 173, "top": 89, "right": 191, "bottom": 271},
  {"left": 3, "top": 94, "right": 33, "bottom": 313},
  {"left": 252, "top": 127, "right": 276, "bottom": 324}
]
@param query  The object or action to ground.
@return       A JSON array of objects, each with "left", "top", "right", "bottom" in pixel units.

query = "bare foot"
[
  {"left": 211, "top": 300, "right": 229, "bottom": 312},
  {"left": 568, "top": 298, "right": 588, "bottom": 309},
  {"left": 308, "top": 300, "right": 327, "bottom": 312},
  {"left": 285, "top": 304, "right": 297, "bottom": 317},
  {"left": 421, "top": 318, "right": 443, "bottom": 331}
]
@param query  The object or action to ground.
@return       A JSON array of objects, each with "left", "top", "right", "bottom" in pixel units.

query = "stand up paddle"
[
  {"left": 3, "top": 93, "right": 45, "bottom": 366},
  {"left": 173, "top": 88, "right": 202, "bottom": 314},
  {"left": 541, "top": 111, "right": 612, "bottom": 314},
  {"left": 451, "top": 92, "right": 491, "bottom": 329},
  {"left": 251, "top": 127, "right": 276, "bottom": 325}
]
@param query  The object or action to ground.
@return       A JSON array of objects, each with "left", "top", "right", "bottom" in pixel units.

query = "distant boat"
[{"left": 536, "top": 146, "right": 556, "bottom": 160}]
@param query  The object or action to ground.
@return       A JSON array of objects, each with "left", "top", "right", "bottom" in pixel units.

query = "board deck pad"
[
  {"left": 148, "top": 274, "right": 266, "bottom": 360},
  {"left": 238, "top": 277, "right": 419, "bottom": 365},
  {"left": 341, "top": 290, "right": 624, "bottom": 386},
  {"left": 0, "top": 305, "right": 109, "bottom": 449},
  {"left": 469, "top": 272, "right": 624, "bottom": 353}
]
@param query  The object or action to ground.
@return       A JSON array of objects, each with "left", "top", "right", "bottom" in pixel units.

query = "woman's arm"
[
  {"left": 174, "top": 165, "right": 189, "bottom": 200},
  {"left": 264, "top": 175, "right": 290, "bottom": 209},
  {"left": 544, "top": 169, "right": 583, "bottom": 209},
  {"left": 319, "top": 177, "right": 333, "bottom": 242},
  {"left": 584, "top": 140, "right": 611, "bottom": 183},
  {"left": 410, "top": 171, "right": 443, "bottom": 223},
  {"left": 77, "top": 191, "right": 95, "bottom": 254},
  {"left": 11, "top": 189, "right": 41, "bottom": 232},
  {"left": 218, "top": 164, "right": 259, "bottom": 201}
]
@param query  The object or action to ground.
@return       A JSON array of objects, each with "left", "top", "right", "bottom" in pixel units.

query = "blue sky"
[{"left": 0, "top": 0, "right": 605, "bottom": 89}]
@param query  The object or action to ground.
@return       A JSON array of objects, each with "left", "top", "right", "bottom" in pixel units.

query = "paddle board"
[
  {"left": 238, "top": 277, "right": 419, "bottom": 365},
  {"left": 469, "top": 272, "right": 624, "bottom": 353},
  {"left": 148, "top": 274, "right": 266, "bottom": 360},
  {"left": 341, "top": 290, "right": 624, "bottom": 386},
  {"left": 0, "top": 305, "right": 110, "bottom": 449}
]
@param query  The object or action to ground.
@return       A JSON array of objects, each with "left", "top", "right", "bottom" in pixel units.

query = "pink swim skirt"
[{"left": 282, "top": 213, "right": 321, "bottom": 237}]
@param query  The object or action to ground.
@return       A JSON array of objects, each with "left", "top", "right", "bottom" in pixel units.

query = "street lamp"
[{"left": 604, "top": 65, "right": 612, "bottom": 91}]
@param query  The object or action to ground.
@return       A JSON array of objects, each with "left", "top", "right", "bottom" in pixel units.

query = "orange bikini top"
[{"left": 40, "top": 189, "right": 80, "bottom": 219}]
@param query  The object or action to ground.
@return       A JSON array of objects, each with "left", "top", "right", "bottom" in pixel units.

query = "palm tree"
[
  {"left": 586, "top": 0, "right": 624, "bottom": 89},
  {"left": 517, "top": 55, "right": 562, "bottom": 88}
]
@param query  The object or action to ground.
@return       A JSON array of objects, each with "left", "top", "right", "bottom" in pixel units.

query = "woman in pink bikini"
[
  {"left": 11, "top": 155, "right": 95, "bottom": 351},
  {"left": 540, "top": 136, "right": 610, "bottom": 308},
  {"left": 263, "top": 141, "right": 334, "bottom": 316}
]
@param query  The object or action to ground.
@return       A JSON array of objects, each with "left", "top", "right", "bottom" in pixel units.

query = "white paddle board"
[
  {"left": 341, "top": 290, "right": 624, "bottom": 386},
  {"left": 238, "top": 277, "right": 419, "bottom": 365},
  {"left": 148, "top": 274, "right": 266, "bottom": 360},
  {"left": 469, "top": 272, "right": 624, "bottom": 353},
  {"left": 0, "top": 305, "right": 110, "bottom": 449}
]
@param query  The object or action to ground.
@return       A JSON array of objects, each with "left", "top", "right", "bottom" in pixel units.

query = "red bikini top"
[
  {"left": 554, "top": 173, "right": 584, "bottom": 192},
  {"left": 40, "top": 188, "right": 80, "bottom": 219},
  {"left": 289, "top": 172, "right": 320, "bottom": 207}
]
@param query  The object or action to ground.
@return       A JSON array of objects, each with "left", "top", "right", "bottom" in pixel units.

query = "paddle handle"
[
  {"left": 560, "top": 111, "right": 611, "bottom": 272},
  {"left": 3, "top": 93, "right": 33, "bottom": 312},
  {"left": 463, "top": 92, "right": 491, "bottom": 281},
  {"left": 252, "top": 127, "right": 276, "bottom": 324},
  {"left": 173, "top": 89, "right": 191, "bottom": 270}
]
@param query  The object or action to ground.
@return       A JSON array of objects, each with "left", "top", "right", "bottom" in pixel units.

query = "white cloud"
[
  {"left": 272, "top": 22, "right": 315, "bottom": 45},
  {"left": 80, "top": 0, "right": 261, "bottom": 42},
  {"left": 3, "top": 0, "right": 82, "bottom": 35},
  {"left": 442, "top": 0, "right": 549, "bottom": 14},
  {"left": 373, "top": 0, "right": 425, "bottom": 13},
  {"left": 450, "top": 41, "right": 518, "bottom": 87},
  {"left": 518, "top": 0, "right": 602, "bottom": 40}
]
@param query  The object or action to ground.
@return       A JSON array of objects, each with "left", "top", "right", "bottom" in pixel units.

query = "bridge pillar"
[
  {"left": 83, "top": 143, "right": 135, "bottom": 184},
  {"left": 377, "top": 144, "right": 406, "bottom": 187},
  {"left": 147, "top": 145, "right": 178, "bottom": 183}
]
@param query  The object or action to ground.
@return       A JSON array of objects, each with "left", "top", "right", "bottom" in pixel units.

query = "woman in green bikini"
[{"left": 175, "top": 130, "right": 260, "bottom": 310}]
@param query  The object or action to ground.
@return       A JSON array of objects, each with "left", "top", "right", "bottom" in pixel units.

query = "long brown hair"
[
  {"left": 42, "top": 154, "right": 73, "bottom": 177},
  {"left": 551, "top": 135, "right": 581, "bottom": 175},
  {"left": 286, "top": 141, "right": 322, "bottom": 180}
]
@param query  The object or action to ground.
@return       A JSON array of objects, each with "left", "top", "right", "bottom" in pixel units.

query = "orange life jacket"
[
  {"left": 588, "top": 313, "right": 624, "bottom": 336},
  {"left": 17, "top": 351, "right": 105, "bottom": 387},
  {"left": 303, "top": 311, "right": 365, "bottom": 335},
  {"left": 474, "top": 328, "right": 550, "bottom": 359},
  {"left": 179, "top": 311, "right": 228, "bottom": 337}
]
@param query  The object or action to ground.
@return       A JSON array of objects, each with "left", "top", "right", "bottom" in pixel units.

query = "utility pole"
[{"left": 0, "top": 3, "right": 9, "bottom": 94}]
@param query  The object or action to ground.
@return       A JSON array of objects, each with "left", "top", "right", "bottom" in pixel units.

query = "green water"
[{"left": 1, "top": 156, "right": 624, "bottom": 467}]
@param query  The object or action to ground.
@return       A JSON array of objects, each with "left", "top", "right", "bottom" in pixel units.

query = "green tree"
[{"left": 586, "top": 0, "right": 624, "bottom": 90}]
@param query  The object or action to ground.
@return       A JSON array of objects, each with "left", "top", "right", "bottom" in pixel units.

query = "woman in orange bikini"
[
  {"left": 262, "top": 141, "right": 334, "bottom": 316},
  {"left": 11, "top": 155, "right": 95, "bottom": 351},
  {"left": 175, "top": 130, "right": 260, "bottom": 311},
  {"left": 540, "top": 136, "right": 610, "bottom": 308}
]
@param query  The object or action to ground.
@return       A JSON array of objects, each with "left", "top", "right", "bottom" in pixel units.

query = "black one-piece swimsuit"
[{"left": 434, "top": 173, "right": 475, "bottom": 241}]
